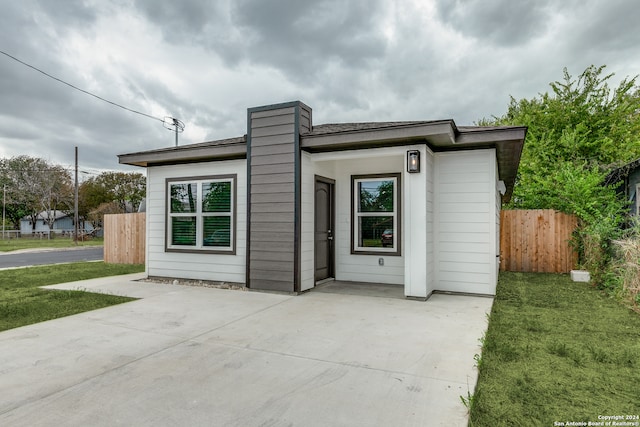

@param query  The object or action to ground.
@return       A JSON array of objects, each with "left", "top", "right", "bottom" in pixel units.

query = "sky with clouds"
[{"left": 0, "top": 0, "right": 638, "bottom": 175}]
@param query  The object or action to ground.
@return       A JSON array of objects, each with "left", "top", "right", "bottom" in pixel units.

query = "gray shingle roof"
[{"left": 306, "top": 121, "right": 451, "bottom": 135}]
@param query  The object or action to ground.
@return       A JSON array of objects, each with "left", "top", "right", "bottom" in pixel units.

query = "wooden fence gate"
[
  {"left": 500, "top": 209, "right": 579, "bottom": 273},
  {"left": 104, "top": 213, "right": 145, "bottom": 264}
]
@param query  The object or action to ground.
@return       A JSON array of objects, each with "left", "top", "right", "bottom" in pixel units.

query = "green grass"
[
  {"left": 362, "top": 239, "right": 383, "bottom": 247},
  {"left": 0, "top": 262, "right": 143, "bottom": 332},
  {"left": 0, "top": 236, "right": 104, "bottom": 252},
  {"left": 469, "top": 272, "right": 640, "bottom": 426}
]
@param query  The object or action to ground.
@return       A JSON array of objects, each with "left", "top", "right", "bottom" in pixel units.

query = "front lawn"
[
  {"left": 0, "top": 262, "right": 142, "bottom": 332},
  {"left": 0, "top": 236, "right": 103, "bottom": 252},
  {"left": 470, "top": 272, "right": 640, "bottom": 426}
]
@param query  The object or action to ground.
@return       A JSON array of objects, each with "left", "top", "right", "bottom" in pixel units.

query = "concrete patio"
[{"left": 0, "top": 274, "right": 492, "bottom": 426}]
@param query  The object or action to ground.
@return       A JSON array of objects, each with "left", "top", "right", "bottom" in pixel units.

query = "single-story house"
[
  {"left": 20, "top": 210, "right": 96, "bottom": 236},
  {"left": 604, "top": 158, "right": 640, "bottom": 216},
  {"left": 119, "top": 101, "right": 526, "bottom": 298}
]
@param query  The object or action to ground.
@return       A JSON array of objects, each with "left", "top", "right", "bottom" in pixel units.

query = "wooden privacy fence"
[
  {"left": 104, "top": 213, "right": 145, "bottom": 264},
  {"left": 500, "top": 209, "right": 579, "bottom": 273}
]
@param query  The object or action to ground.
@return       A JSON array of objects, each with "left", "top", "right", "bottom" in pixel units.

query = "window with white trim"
[
  {"left": 167, "top": 175, "right": 236, "bottom": 253},
  {"left": 351, "top": 174, "right": 401, "bottom": 255}
]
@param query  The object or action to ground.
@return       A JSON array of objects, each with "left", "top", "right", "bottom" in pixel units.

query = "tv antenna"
[{"left": 164, "top": 117, "right": 185, "bottom": 147}]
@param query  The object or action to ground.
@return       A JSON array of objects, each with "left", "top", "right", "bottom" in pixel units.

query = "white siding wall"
[
  {"left": 146, "top": 160, "right": 247, "bottom": 283},
  {"left": 403, "top": 145, "right": 431, "bottom": 297},
  {"left": 312, "top": 150, "right": 405, "bottom": 285},
  {"left": 300, "top": 152, "right": 314, "bottom": 291},
  {"left": 425, "top": 149, "right": 435, "bottom": 295},
  {"left": 434, "top": 149, "right": 497, "bottom": 295}
]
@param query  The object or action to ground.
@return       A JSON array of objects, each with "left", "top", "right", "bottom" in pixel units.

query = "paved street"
[{"left": 0, "top": 247, "right": 104, "bottom": 269}]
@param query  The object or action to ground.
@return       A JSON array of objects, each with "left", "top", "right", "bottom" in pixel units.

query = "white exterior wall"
[
  {"left": 146, "top": 160, "right": 247, "bottom": 283},
  {"left": 403, "top": 146, "right": 431, "bottom": 297},
  {"left": 434, "top": 149, "right": 497, "bottom": 295},
  {"left": 425, "top": 149, "right": 435, "bottom": 295},
  {"left": 306, "top": 147, "right": 420, "bottom": 288},
  {"left": 333, "top": 155, "right": 404, "bottom": 285},
  {"left": 300, "top": 152, "right": 315, "bottom": 291},
  {"left": 300, "top": 153, "right": 337, "bottom": 291}
]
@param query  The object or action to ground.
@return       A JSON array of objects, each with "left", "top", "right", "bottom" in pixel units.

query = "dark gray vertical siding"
[
  {"left": 299, "top": 104, "right": 312, "bottom": 134},
  {"left": 247, "top": 105, "right": 298, "bottom": 291}
]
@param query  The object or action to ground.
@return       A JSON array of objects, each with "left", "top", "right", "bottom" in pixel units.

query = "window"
[
  {"left": 167, "top": 175, "right": 236, "bottom": 253},
  {"left": 351, "top": 174, "right": 401, "bottom": 255}
]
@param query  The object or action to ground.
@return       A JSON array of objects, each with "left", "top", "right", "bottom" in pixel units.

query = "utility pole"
[
  {"left": 74, "top": 146, "right": 79, "bottom": 245},
  {"left": 174, "top": 118, "right": 179, "bottom": 147},
  {"left": 2, "top": 184, "right": 5, "bottom": 240},
  {"left": 164, "top": 116, "right": 184, "bottom": 147}
]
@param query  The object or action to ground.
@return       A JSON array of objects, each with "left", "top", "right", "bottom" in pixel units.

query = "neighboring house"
[
  {"left": 119, "top": 101, "right": 527, "bottom": 298},
  {"left": 604, "top": 158, "right": 640, "bottom": 216},
  {"left": 20, "top": 210, "right": 96, "bottom": 235}
]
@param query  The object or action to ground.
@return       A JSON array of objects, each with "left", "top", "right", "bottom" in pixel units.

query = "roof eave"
[
  {"left": 119, "top": 142, "right": 247, "bottom": 167},
  {"left": 300, "top": 121, "right": 457, "bottom": 151}
]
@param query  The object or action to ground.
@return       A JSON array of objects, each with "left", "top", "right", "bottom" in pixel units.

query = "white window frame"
[
  {"left": 166, "top": 175, "right": 236, "bottom": 254},
  {"left": 351, "top": 174, "right": 401, "bottom": 255}
]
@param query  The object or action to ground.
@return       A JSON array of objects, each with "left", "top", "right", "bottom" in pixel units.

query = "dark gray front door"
[{"left": 315, "top": 177, "right": 334, "bottom": 282}]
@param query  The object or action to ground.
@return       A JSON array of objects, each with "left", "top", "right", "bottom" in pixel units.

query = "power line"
[{"left": 0, "top": 49, "right": 165, "bottom": 123}]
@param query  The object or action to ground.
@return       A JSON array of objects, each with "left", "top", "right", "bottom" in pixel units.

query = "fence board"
[
  {"left": 500, "top": 209, "right": 578, "bottom": 273},
  {"left": 104, "top": 213, "right": 145, "bottom": 264}
]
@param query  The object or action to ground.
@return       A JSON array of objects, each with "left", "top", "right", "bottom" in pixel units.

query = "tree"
[
  {"left": 0, "top": 156, "right": 73, "bottom": 231},
  {"left": 78, "top": 177, "right": 112, "bottom": 220},
  {"left": 79, "top": 171, "right": 146, "bottom": 230},
  {"left": 94, "top": 171, "right": 146, "bottom": 213},
  {"left": 483, "top": 65, "right": 640, "bottom": 221},
  {"left": 39, "top": 164, "right": 73, "bottom": 230},
  {"left": 87, "top": 201, "right": 125, "bottom": 231}
]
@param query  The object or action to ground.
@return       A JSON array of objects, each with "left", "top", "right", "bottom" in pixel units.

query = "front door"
[{"left": 315, "top": 177, "right": 334, "bottom": 282}]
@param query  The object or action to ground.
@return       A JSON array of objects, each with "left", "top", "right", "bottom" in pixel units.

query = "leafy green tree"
[
  {"left": 95, "top": 171, "right": 146, "bottom": 213},
  {"left": 80, "top": 171, "right": 146, "bottom": 215},
  {"left": 79, "top": 171, "right": 146, "bottom": 230},
  {"left": 78, "top": 177, "right": 111, "bottom": 219},
  {"left": 484, "top": 65, "right": 640, "bottom": 221},
  {"left": 0, "top": 156, "right": 73, "bottom": 231}
]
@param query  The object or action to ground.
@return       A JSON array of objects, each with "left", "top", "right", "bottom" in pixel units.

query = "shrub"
[{"left": 611, "top": 229, "right": 640, "bottom": 312}]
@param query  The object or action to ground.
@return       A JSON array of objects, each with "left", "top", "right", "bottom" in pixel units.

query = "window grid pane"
[
  {"left": 171, "top": 217, "right": 196, "bottom": 246},
  {"left": 203, "top": 181, "right": 232, "bottom": 213},
  {"left": 170, "top": 183, "right": 197, "bottom": 213},
  {"left": 203, "top": 216, "right": 231, "bottom": 247},
  {"left": 358, "top": 179, "right": 394, "bottom": 212},
  {"left": 358, "top": 216, "right": 394, "bottom": 248}
]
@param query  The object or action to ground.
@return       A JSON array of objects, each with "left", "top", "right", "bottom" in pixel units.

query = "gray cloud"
[
  {"left": 435, "top": 0, "right": 554, "bottom": 46},
  {"left": 0, "top": 0, "right": 639, "bottom": 171},
  {"left": 135, "top": 0, "right": 389, "bottom": 82}
]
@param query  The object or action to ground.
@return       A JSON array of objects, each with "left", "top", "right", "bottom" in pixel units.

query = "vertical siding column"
[
  {"left": 404, "top": 146, "right": 429, "bottom": 298},
  {"left": 246, "top": 101, "right": 312, "bottom": 292}
]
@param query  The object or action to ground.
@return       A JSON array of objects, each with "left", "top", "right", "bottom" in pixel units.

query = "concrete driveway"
[{"left": 0, "top": 274, "right": 492, "bottom": 426}]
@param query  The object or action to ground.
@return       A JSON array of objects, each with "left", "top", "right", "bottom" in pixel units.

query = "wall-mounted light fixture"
[{"left": 407, "top": 150, "right": 420, "bottom": 173}]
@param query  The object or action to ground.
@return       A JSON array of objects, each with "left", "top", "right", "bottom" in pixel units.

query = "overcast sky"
[{"left": 1, "top": 0, "right": 639, "bottom": 175}]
